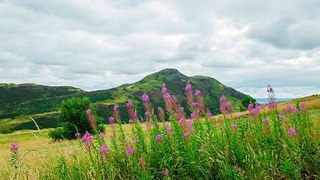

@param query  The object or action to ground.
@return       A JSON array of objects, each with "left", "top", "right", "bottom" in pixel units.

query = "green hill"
[{"left": 0, "top": 68, "right": 249, "bottom": 133}]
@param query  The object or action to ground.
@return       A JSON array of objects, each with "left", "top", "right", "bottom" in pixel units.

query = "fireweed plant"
[{"left": 10, "top": 84, "right": 320, "bottom": 179}]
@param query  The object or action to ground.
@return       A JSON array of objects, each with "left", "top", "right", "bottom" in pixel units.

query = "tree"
[
  {"left": 49, "top": 97, "right": 104, "bottom": 140},
  {"left": 241, "top": 96, "right": 257, "bottom": 110}
]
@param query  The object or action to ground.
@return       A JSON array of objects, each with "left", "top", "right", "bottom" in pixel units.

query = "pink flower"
[
  {"left": 220, "top": 96, "right": 226, "bottom": 103},
  {"left": 231, "top": 124, "right": 237, "bottom": 129},
  {"left": 207, "top": 111, "right": 212, "bottom": 117},
  {"left": 82, "top": 131, "right": 93, "bottom": 143},
  {"left": 86, "top": 109, "right": 92, "bottom": 115},
  {"left": 300, "top": 102, "right": 307, "bottom": 113},
  {"left": 195, "top": 90, "right": 201, "bottom": 97},
  {"left": 142, "top": 93, "right": 149, "bottom": 103},
  {"left": 165, "top": 123, "right": 172, "bottom": 132},
  {"left": 225, "top": 102, "right": 232, "bottom": 107},
  {"left": 186, "top": 120, "right": 193, "bottom": 128},
  {"left": 10, "top": 143, "right": 18, "bottom": 153},
  {"left": 162, "top": 168, "right": 169, "bottom": 176},
  {"left": 192, "top": 102, "right": 198, "bottom": 107},
  {"left": 109, "top": 117, "right": 115, "bottom": 124},
  {"left": 113, "top": 105, "right": 119, "bottom": 111},
  {"left": 248, "top": 103, "right": 254, "bottom": 111},
  {"left": 287, "top": 128, "right": 297, "bottom": 136},
  {"left": 180, "top": 107, "right": 184, "bottom": 112},
  {"left": 98, "top": 132, "right": 105, "bottom": 139},
  {"left": 109, "top": 134, "right": 114, "bottom": 139},
  {"left": 236, "top": 115, "right": 241, "bottom": 120},
  {"left": 127, "top": 101, "right": 133, "bottom": 109},
  {"left": 191, "top": 112, "right": 196, "bottom": 119},
  {"left": 75, "top": 132, "right": 81, "bottom": 139},
  {"left": 145, "top": 111, "right": 150, "bottom": 116},
  {"left": 293, "top": 108, "right": 299, "bottom": 115},
  {"left": 155, "top": 134, "right": 162, "bottom": 142},
  {"left": 185, "top": 82, "right": 192, "bottom": 91},
  {"left": 100, "top": 145, "right": 109, "bottom": 154},
  {"left": 183, "top": 132, "right": 190, "bottom": 138},
  {"left": 126, "top": 147, "right": 134, "bottom": 156},
  {"left": 179, "top": 117, "right": 185, "bottom": 124},
  {"left": 129, "top": 119, "right": 133, "bottom": 124},
  {"left": 162, "top": 85, "right": 168, "bottom": 94}
]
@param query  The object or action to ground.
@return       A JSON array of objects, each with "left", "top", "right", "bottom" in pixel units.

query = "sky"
[{"left": 0, "top": 0, "right": 319, "bottom": 98}]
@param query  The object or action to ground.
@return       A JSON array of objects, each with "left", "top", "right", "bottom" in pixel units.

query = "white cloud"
[{"left": 0, "top": 0, "right": 319, "bottom": 98}]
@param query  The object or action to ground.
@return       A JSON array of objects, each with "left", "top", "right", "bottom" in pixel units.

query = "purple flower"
[
  {"left": 231, "top": 124, "right": 237, "bottom": 129},
  {"left": 109, "top": 134, "right": 114, "bottom": 139},
  {"left": 75, "top": 132, "right": 81, "bottom": 139},
  {"left": 287, "top": 128, "right": 297, "bottom": 136},
  {"left": 129, "top": 119, "right": 133, "bottom": 124},
  {"left": 220, "top": 96, "right": 226, "bottom": 103},
  {"left": 207, "top": 111, "right": 212, "bottom": 117},
  {"left": 98, "top": 132, "right": 105, "bottom": 139},
  {"left": 162, "top": 168, "right": 169, "bottom": 176},
  {"left": 195, "top": 90, "right": 201, "bottom": 97},
  {"left": 113, "top": 105, "right": 119, "bottom": 111},
  {"left": 180, "top": 107, "right": 184, "bottom": 112},
  {"left": 225, "top": 101, "right": 232, "bottom": 107},
  {"left": 293, "top": 108, "right": 299, "bottom": 115},
  {"left": 236, "top": 114, "right": 241, "bottom": 120},
  {"left": 165, "top": 94, "right": 172, "bottom": 100},
  {"left": 185, "top": 82, "right": 192, "bottom": 91},
  {"left": 100, "top": 145, "right": 109, "bottom": 154},
  {"left": 191, "top": 112, "right": 196, "bottom": 119},
  {"left": 142, "top": 93, "right": 149, "bottom": 103},
  {"left": 82, "top": 131, "right": 93, "bottom": 143},
  {"left": 300, "top": 102, "right": 307, "bottom": 113},
  {"left": 183, "top": 132, "right": 190, "bottom": 138},
  {"left": 127, "top": 101, "right": 133, "bottom": 109},
  {"left": 248, "top": 103, "right": 254, "bottom": 111},
  {"left": 10, "top": 143, "right": 18, "bottom": 153},
  {"left": 165, "top": 123, "right": 172, "bottom": 132},
  {"left": 109, "top": 116, "right": 115, "bottom": 124},
  {"left": 192, "top": 102, "right": 198, "bottom": 107},
  {"left": 145, "top": 111, "right": 150, "bottom": 116},
  {"left": 179, "top": 117, "right": 185, "bottom": 124},
  {"left": 155, "top": 134, "right": 162, "bottom": 142},
  {"left": 162, "top": 85, "right": 168, "bottom": 94},
  {"left": 126, "top": 147, "right": 134, "bottom": 156},
  {"left": 174, "top": 112, "right": 179, "bottom": 118},
  {"left": 86, "top": 109, "right": 92, "bottom": 115},
  {"left": 186, "top": 120, "right": 193, "bottom": 128}
]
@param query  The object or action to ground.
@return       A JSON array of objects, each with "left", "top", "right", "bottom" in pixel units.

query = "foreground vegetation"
[{"left": 1, "top": 83, "right": 320, "bottom": 179}]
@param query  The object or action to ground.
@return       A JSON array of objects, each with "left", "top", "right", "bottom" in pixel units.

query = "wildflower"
[
  {"left": 287, "top": 127, "right": 297, "bottom": 136},
  {"left": 231, "top": 124, "right": 237, "bottom": 129},
  {"left": 185, "top": 82, "right": 192, "bottom": 91},
  {"left": 126, "top": 147, "right": 134, "bottom": 156},
  {"left": 100, "top": 145, "right": 109, "bottom": 154},
  {"left": 165, "top": 94, "right": 172, "bottom": 100},
  {"left": 127, "top": 101, "right": 133, "bottom": 109},
  {"left": 109, "top": 117, "right": 115, "bottom": 124},
  {"left": 162, "top": 168, "right": 169, "bottom": 176},
  {"left": 207, "top": 111, "right": 212, "bottom": 117},
  {"left": 236, "top": 114, "right": 241, "bottom": 120},
  {"left": 225, "top": 101, "right": 232, "bottom": 107},
  {"left": 142, "top": 93, "right": 149, "bottom": 103},
  {"left": 220, "top": 96, "right": 226, "bottom": 103},
  {"left": 162, "top": 85, "right": 168, "bottom": 94},
  {"left": 180, "top": 107, "right": 184, "bottom": 112},
  {"left": 198, "top": 146, "right": 205, "bottom": 152},
  {"left": 183, "top": 132, "right": 190, "bottom": 138},
  {"left": 10, "top": 143, "right": 18, "bottom": 153},
  {"left": 98, "top": 132, "right": 105, "bottom": 139},
  {"left": 155, "top": 134, "right": 162, "bottom": 142},
  {"left": 75, "top": 132, "right": 81, "bottom": 139},
  {"left": 145, "top": 111, "right": 150, "bottom": 116},
  {"left": 109, "top": 134, "right": 114, "bottom": 139},
  {"left": 86, "top": 109, "right": 92, "bottom": 115},
  {"left": 113, "top": 105, "right": 119, "bottom": 111},
  {"left": 191, "top": 112, "right": 196, "bottom": 119},
  {"left": 174, "top": 112, "right": 179, "bottom": 119},
  {"left": 186, "top": 120, "right": 193, "bottom": 128},
  {"left": 293, "top": 108, "right": 299, "bottom": 115},
  {"left": 82, "top": 131, "right": 93, "bottom": 143},
  {"left": 195, "top": 90, "right": 201, "bottom": 97},
  {"left": 300, "top": 102, "right": 307, "bottom": 113},
  {"left": 165, "top": 123, "right": 172, "bottom": 132},
  {"left": 248, "top": 103, "right": 254, "bottom": 111},
  {"left": 192, "top": 102, "right": 198, "bottom": 107},
  {"left": 179, "top": 117, "right": 185, "bottom": 124}
]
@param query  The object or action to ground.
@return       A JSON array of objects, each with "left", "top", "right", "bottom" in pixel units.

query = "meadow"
[{"left": 0, "top": 84, "right": 320, "bottom": 179}]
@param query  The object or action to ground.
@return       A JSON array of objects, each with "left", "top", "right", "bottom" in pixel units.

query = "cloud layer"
[{"left": 0, "top": 0, "right": 319, "bottom": 98}]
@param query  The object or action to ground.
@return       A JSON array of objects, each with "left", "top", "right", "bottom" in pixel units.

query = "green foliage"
[
  {"left": 241, "top": 95, "right": 257, "bottom": 109},
  {"left": 49, "top": 97, "right": 103, "bottom": 140}
]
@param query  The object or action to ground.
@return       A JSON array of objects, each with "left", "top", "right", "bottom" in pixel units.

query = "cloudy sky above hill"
[{"left": 0, "top": 0, "right": 319, "bottom": 98}]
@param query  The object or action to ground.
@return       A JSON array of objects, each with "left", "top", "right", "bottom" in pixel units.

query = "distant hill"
[{"left": 0, "top": 68, "right": 250, "bottom": 132}]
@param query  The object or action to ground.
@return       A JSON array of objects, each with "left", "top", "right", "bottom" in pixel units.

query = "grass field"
[{"left": 0, "top": 94, "right": 319, "bottom": 179}]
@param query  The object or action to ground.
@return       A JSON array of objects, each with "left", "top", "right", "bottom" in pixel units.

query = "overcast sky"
[{"left": 0, "top": 0, "right": 319, "bottom": 98}]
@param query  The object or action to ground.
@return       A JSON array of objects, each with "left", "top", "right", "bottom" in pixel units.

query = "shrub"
[
  {"left": 241, "top": 95, "right": 257, "bottom": 110},
  {"left": 49, "top": 97, "right": 104, "bottom": 140}
]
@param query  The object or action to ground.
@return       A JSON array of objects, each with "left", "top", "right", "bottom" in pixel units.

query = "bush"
[
  {"left": 241, "top": 95, "right": 257, "bottom": 110},
  {"left": 49, "top": 97, "right": 104, "bottom": 140}
]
